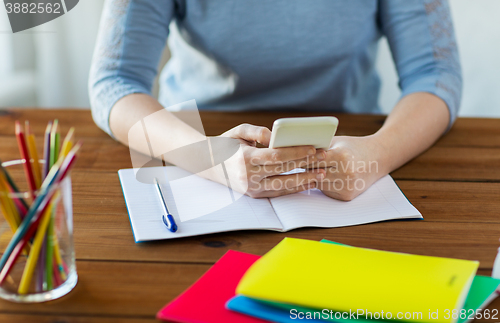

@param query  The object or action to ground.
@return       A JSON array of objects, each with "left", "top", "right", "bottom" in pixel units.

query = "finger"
[
  {"left": 259, "top": 169, "right": 325, "bottom": 191},
  {"left": 301, "top": 149, "right": 338, "bottom": 170},
  {"left": 249, "top": 145, "right": 317, "bottom": 165},
  {"left": 253, "top": 151, "right": 326, "bottom": 176},
  {"left": 319, "top": 185, "right": 362, "bottom": 201},
  {"left": 229, "top": 124, "right": 272, "bottom": 146},
  {"left": 295, "top": 149, "right": 328, "bottom": 169},
  {"left": 254, "top": 182, "right": 317, "bottom": 198},
  {"left": 315, "top": 171, "right": 362, "bottom": 199},
  {"left": 316, "top": 174, "right": 342, "bottom": 192},
  {"left": 319, "top": 189, "right": 344, "bottom": 200}
]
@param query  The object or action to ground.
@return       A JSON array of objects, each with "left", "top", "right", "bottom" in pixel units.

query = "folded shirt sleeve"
[
  {"left": 88, "top": 0, "right": 174, "bottom": 136},
  {"left": 379, "top": 0, "right": 462, "bottom": 129}
]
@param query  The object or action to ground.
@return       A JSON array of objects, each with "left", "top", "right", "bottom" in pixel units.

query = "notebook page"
[
  {"left": 118, "top": 166, "right": 282, "bottom": 242},
  {"left": 270, "top": 175, "right": 422, "bottom": 231}
]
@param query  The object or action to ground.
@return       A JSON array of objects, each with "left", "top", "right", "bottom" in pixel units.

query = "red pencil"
[{"left": 15, "top": 121, "right": 36, "bottom": 200}]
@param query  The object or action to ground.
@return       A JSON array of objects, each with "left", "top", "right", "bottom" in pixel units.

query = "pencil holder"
[{"left": 0, "top": 159, "right": 77, "bottom": 303}]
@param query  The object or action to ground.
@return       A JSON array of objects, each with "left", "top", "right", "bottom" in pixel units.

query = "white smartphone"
[{"left": 269, "top": 116, "right": 339, "bottom": 149}]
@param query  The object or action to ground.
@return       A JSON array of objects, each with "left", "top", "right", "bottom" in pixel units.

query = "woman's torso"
[{"left": 159, "top": 0, "right": 382, "bottom": 114}]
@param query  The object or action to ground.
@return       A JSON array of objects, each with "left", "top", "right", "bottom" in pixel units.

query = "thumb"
[{"left": 224, "top": 124, "right": 271, "bottom": 147}]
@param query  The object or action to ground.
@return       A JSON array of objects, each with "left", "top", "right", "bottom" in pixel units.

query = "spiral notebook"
[{"left": 118, "top": 166, "right": 422, "bottom": 242}]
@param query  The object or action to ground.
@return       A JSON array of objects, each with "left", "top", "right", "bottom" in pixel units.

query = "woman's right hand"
[{"left": 215, "top": 124, "right": 326, "bottom": 198}]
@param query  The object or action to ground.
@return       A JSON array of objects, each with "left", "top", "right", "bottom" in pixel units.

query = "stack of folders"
[{"left": 157, "top": 238, "right": 500, "bottom": 323}]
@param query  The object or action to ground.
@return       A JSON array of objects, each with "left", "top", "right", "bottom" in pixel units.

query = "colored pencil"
[
  {"left": 17, "top": 196, "right": 56, "bottom": 294},
  {"left": 6, "top": 185, "right": 28, "bottom": 219},
  {"left": 49, "top": 126, "right": 75, "bottom": 283},
  {"left": 0, "top": 195, "right": 48, "bottom": 285},
  {"left": 0, "top": 196, "right": 17, "bottom": 233},
  {"left": 39, "top": 120, "right": 52, "bottom": 292},
  {"left": 44, "top": 211, "right": 55, "bottom": 290},
  {"left": 15, "top": 121, "right": 36, "bottom": 200},
  {"left": 61, "top": 258, "right": 69, "bottom": 274},
  {"left": 42, "top": 121, "right": 52, "bottom": 179},
  {"left": 53, "top": 234, "right": 67, "bottom": 280},
  {"left": 52, "top": 260, "right": 62, "bottom": 287},
  {"left": 54, "top": 133, "right": 60, "bottom": 165},
  {"left": 50, "top": 120, "right": 59, "bottom": 169},
  {"left": 46, "top": 143, "right": 82, "bottom": 288},
  {"left": 48, "top": 142, "right": 82, "bottom": 188},
  {"left": 60, "top": 127, "right": 75, "bottom": 158},
  {"left": 0, "top": 121, "right": 81, "bottom": 294},
  {"left": 0, "top": 187, "right": 54, "bottom": 284},
  {"left": 0, "top": 173, "right": 21, "bottom": 231},
  {"left": 0, "top": 142, "right": 81, "bottom": 274},
  {"left": 36, "top": 237, "right": 46, "bottom": 292},
  {"left": 0, "top": 158, "right": 29, "bottom": 212},
  {"left": 25, "top": 121, "right": 42, "bottom": 189}
]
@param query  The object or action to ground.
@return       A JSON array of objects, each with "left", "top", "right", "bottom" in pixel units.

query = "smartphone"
[{"left": 269, "top": 116, "right": 339, "bottom": 149}]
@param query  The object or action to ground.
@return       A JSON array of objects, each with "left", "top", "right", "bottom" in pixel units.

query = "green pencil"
[
  {"left": 44, "top": 210, "right": 55, "bottom": 291},
  {"left": 49, "top": 119, "right": 59, "bottom": 168},
  {"left": 54, "top": 132, "right": 60, "bottom": 163}
]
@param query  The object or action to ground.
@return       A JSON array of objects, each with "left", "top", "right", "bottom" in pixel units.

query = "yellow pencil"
[
  {"left": 0, "top": 197, "right": 17, "bottom": 233},
  {"left": 26, "top": 123, "right": 42, "bottom": 189},
  {"left": 59, "top": 127, "right": 75, "bottom": 159},
  {"left": 25, "top": 121, "right": 41, "bottom": 188},
  {"left": 0, "top": 175, "right": 21, "bottom": 231},
  {"left": 0, "top": 175, "right": 29, "bottom": 255},
  {"left": 0, "top": 171, "right": 21, "bottom": 223},
  {"left": 18, "top": 194, "right": 58, "bottom": 294}
]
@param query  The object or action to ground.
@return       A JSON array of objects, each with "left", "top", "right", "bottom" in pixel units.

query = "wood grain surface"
[{"left": 0, "top": 109, "right": 498, "bottom": 322}]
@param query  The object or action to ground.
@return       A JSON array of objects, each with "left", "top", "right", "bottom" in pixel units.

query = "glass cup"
[{"left": 0, "top": 159, "right": 77, "bottom": 302}]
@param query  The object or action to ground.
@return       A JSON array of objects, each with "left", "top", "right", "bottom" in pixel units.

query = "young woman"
[{"left": 89, "top": 0, "right": 461, "bottom": 201}]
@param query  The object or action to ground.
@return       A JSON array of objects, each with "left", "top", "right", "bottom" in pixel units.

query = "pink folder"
[{"left": 156, "top": 250, "right": 267, "bottom": 323}]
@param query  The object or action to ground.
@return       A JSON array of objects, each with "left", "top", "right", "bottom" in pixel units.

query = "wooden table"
[{"left": 0, "top": 109, "right": 499, "bottom": 322}]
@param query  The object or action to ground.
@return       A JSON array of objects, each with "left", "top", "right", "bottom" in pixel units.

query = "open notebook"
[{"left": 118, "top": 166, "right": 422, "bottom": 242}]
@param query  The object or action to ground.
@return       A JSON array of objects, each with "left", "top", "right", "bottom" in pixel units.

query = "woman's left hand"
[{"left": 308, "top": 135, "right": 387, "bottom": 201}]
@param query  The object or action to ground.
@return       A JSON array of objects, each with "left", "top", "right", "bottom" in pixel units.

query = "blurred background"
[{"left": 0, "top": 0, "right": 499, "bottom": 117}]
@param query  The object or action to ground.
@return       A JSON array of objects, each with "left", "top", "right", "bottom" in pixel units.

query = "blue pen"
[{"left": 153, "top": 178, "right": 178, "bottom": 233}]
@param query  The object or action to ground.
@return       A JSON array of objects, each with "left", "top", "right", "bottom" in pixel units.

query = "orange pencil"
[
  {"left": 0, "top": 172, "right": 21, "bottom": 232},
  {"left": 25, "top": 121, "right": 42, "bottom": 189},
  {"left": 15, "top": 121, "right": 36, "bottom": 200}
]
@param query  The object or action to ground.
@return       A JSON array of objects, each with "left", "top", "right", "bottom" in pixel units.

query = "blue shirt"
[{"left": 89, "top": 0, "right": 462, "bottom": 136}]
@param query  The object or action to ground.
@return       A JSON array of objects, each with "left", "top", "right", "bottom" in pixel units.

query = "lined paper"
[
  {"left": 270, "top": 175, "right": 422, "bottom": 231},
  {"left": 118, "top": 167, "right": 282, "bottom": 242},
  {"left": 118, "top": 167, "right": 422, "bottom": 242}
]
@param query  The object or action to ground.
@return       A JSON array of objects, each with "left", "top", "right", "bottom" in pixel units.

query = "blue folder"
[{"left": 227, "top": 295, "right": 326, "bottom": 323}]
